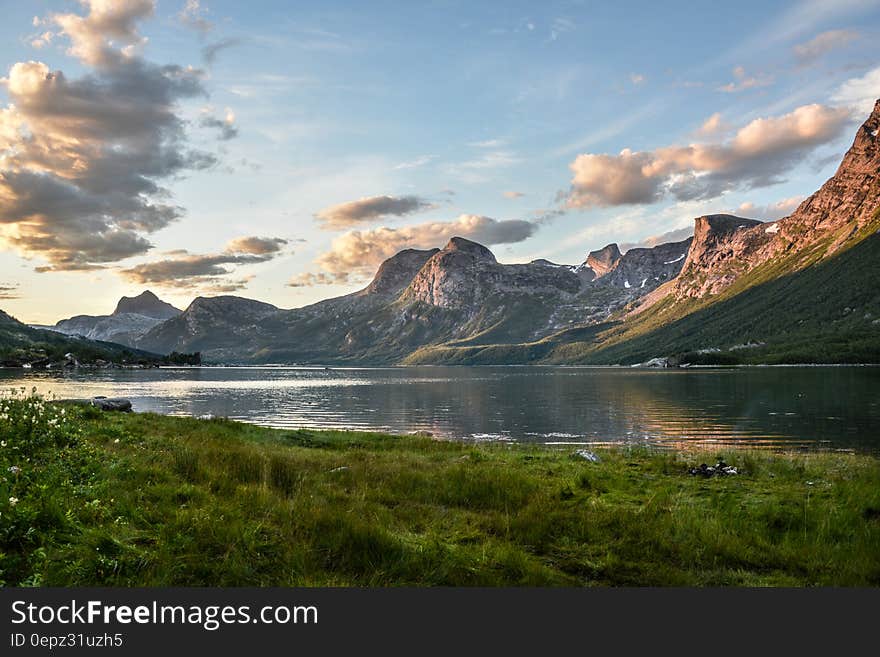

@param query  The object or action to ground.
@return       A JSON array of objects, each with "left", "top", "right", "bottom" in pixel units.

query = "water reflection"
[{"left": 0, "top": 366, "right": 877, "bottom": 452}]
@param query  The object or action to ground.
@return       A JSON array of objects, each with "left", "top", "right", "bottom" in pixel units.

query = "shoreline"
[
  {"left": 2, "top": 361, "right": 879, "bottom": 370},
  {"left": 2, "top": 405, "right": 877, "bottom": 587}
]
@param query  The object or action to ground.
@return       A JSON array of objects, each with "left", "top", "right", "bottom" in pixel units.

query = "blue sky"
[{"left": 1, "top": 0, "right": 879, "bottom": 322}]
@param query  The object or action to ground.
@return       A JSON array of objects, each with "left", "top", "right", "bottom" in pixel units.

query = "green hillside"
[{"left": 0, "top": 310, "right": 162, "bottom": 366}]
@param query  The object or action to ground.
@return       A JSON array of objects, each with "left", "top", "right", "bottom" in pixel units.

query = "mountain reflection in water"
[{"left": 1, "top": 366, "right": 877, "bottom": 452}]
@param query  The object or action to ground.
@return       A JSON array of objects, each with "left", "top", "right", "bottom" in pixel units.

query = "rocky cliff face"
[
  {"left": 357, "top": 248, "right": 439, "bottom": 298},
  {"left": 405, "top": 236, "right": 584, "bottom": 310},
  {"left": 404, "top": 237, "right": 503, "bottom": 309},
  {"left": 672, "top": 216, "right": 764, "bottom": 298},
  {"left": 585, "top": 244, "right": 621, "bottom": 278},
  {"left": 791, "top": 99, "right": 880, "bottom": 237},
  {"left": 671, "top": 100, "right": 880, "bottom": 301},
  {"left": 595, "top": 238, "right": 694, "bottom": 292}
]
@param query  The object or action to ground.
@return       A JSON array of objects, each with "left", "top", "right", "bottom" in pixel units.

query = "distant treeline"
[{"left": 165, "top": 351, "right": 201, "bottom": 365}]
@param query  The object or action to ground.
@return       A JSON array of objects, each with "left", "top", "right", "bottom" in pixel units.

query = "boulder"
[{"left": 91, "top": 397, "right": 133, "bottom": 412}]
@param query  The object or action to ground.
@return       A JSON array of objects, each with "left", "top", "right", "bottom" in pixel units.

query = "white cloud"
[
  {"left": 736, "top": 196, "right": 804, "bottom": 221},
  {"left": 793, "top": 29, "right": 859, "bottom": 63},
  {"left": 831, "top": 65, "right": 880, "bottom": 115},
  {"left": 393, "top": 155, "right": 433, "bottom": 170},
  {"left": 178, "top": 0, "right": 213, "bottom": 35},
  {"left": 718, "top": 66, "right": 773, "bottom": 93},
  {"left": 566, "top": 103, "right": 851, "bottom": 207},
  {"left": 696, "top": 112, "right": 728, "bottom": 137}
]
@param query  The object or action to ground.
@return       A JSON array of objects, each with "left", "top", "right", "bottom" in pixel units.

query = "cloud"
[
  {"left": 468, "top": 138, "right": 506, "bottom": 148},
  {"left": 736, "top": 196, "right": 804, "bottom": 221},
  {"left": 119, "top": 234, "right": 287, "bottom": 288},
  {"left": 50, "top": 0, "right": 155, "bottom": 68},
  {"left": 831, "top": 65, "right": 880, "bottom": 114},
  {"left": 445, "top": 150, "right": 521, "bottom": 183},
  {"left": 202, "top": 37, "right": 242, "bottom": 66},
  {"left": 199, "top": 107, "right": 238, "bottom": 140},
  {"left": 30, "top": 31, "right": 54, "bottom": 49},
  {"left": 696, "top": 112, "right": 728, "bottom": 137},
  {"left": 718, "top": 66, "right": 773, "bottom": 93},
  {"left": 566, "top": 103, "right": 851, "bottom": 208},
  {"left": 0, "top": 284, "right": 20, "bottom": 300},
  {"left": 619, "top": 226, "right": 695, "bottom": 253},
  {"left": 794, "top": 29, "right": 859, "bottom": 64},
  {"left": 315, "top": 195, "right": 434, "bottom": 230},
  {"left": 301, "top": 214, "right": 538, "bottom": 285},
  {"left": 532, "top": 207, "right": 567, "bottom": 224},
  {"left": 0, "top": 1, "right": 215, "bottom": 272},
  {"left": 550, "top": 17, "right": 576, "bottom": 41},
  {"left": 503, "top": 191, "right": 526, "bottom": 198},
  {"left": 630, "top": 73, "right": 646, "bottom": 85},
  {"left": 120, "top": 252, "right": 268, "bottom": 283},
  {"left": 202, "top": 276, "right": 254, "bottom": 294},
  {"left": 224, "top": 236, "right": 288, "bottom": 255},
  {"left": 393, "top": 155, "right": 433, "bottom": 170},
  {"left": 178, "top": 0, "right": 213, "bottom": 35},
  {"left": 287, "top": 271, "right": 350, "bottom": 288}
]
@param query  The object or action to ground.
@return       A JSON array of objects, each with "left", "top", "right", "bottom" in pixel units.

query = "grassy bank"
[{"left": 1, "top": 393, "right": 879, "bottom": 586}]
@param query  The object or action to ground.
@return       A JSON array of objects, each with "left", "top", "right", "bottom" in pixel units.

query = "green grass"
[{"left": 1, "top": 397, "right": 879, "bottom": 586}]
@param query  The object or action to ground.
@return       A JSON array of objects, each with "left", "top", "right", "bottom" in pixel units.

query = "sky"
[{"left": 1, "top": 0, "right": 879, "bottom": 323}]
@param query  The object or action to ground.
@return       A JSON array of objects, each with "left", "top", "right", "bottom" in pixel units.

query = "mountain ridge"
[{"left": 8, "top": 99, "right": 879, "bottom": 367}]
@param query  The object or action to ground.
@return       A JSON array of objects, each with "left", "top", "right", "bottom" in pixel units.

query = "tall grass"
[{"left": 1, "top": 396, "right": 878, "bottom": 586}]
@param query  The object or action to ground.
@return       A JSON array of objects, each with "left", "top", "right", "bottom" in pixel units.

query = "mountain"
[
  {"left": 499, "top": 99, "right": 880, "bottom": 365},
  {"left": 404, "top": 99, "right": 880, "bottom": 365},
  {"left": 136, "top": 296, "right": 281, "bottom": 358},
  {"left": 113, "top": 291, "right": 181, "bottom": 320},
  {"left": 48, "top": 291, "right": 182, "bottom": 346},
  {"left": 594, "top": 238, "right": 694, "bottom": 291},
  {"left": 0, "top": 308, "right": 161, "bottom": 367},
  {"left": 27, "top": 99, "right": 880, "bottom": 366},
  {"left": 131, "top": 234, "right": 691, "bottom": 364}
]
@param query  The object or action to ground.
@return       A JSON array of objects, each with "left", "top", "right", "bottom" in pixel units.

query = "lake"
[{"left": 1, "top": 365, "right": 878, "bottom": 452}]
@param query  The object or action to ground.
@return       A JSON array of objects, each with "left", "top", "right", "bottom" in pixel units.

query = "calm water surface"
[{"left": 1, "top": 366, "right": 877, "bottom": 451}]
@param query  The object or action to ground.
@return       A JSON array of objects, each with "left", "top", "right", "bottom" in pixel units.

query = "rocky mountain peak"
[
  {"left": 359, "top": 248, "right": 440, "bottom": 298},
  {"left": 845, "top": 98, "right": 880, "bottom": 166},
  {"left": 668, "top": 101, "right": 880, "bottom": 302},
  {"left": 443, "top": 236, "right": 497, "bottom": 262},
  {"left": 404, "top": 238, "right": 503, "bottom": 308},
  {"left": 186, "top": 296, "right": 279, "bottom": 317},
  {"left": 113, "top": 290, "right": 181, "bottom": 320},
  {"left": 585, "top": 243, "right": 622, "bottom": 277},
  {"left": 597, "top": 238, "right": 694, "bottom": 291},
  {"left": 779, "top": 98, "right": 880, "bottom": 237}
]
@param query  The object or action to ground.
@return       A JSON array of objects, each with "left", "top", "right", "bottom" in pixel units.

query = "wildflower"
[
  {"left": 0, "top": 440, "right": 6, "bottom": 447},
  {"left": 9, "top": 497, "right": 18, "bottom": 506},
  {"left": 8, "top": 465, "right": 21, "bottom": 475}
]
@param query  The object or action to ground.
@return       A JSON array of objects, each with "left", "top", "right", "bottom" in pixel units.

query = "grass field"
[{"left": 1, "top": 393, "right": 879, "bottom": 587}]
